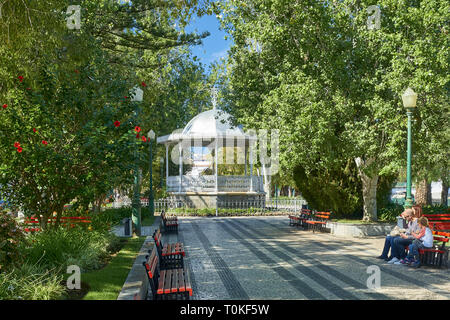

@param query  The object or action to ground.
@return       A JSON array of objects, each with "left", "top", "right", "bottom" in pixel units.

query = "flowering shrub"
[{"left": 0, "top": 211, "right": 25, "bottom": 272}]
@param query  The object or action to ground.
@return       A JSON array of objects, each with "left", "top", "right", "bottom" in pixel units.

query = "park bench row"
[
  {"left": 143, "top": 211, "right": 192, "bottom": 300},
  {"left": 23, "top": 216, "right": 91, "bottom": 232},
  {"left": 289, "top": 208, "right": 331, "bottom": 233},
  {"left": 161, "top": 210, "right": 178, "bottom": 233}
]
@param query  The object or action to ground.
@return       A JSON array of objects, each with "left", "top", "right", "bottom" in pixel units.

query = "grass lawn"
[{"left": 80, "top": 236, "right": 146, "bottom": 300}]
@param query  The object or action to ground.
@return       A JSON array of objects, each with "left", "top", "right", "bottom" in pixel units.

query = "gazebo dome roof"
[
  {"left": 157, "top": 108, "right": 256, "bottom": 144},
  {"left": 182, "top": 109, "right": 244, "bottom": 137}
]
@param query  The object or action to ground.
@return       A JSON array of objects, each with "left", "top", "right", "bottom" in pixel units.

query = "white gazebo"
[{"left": 157, "top": 106, "right": 265, "bottom": 208}]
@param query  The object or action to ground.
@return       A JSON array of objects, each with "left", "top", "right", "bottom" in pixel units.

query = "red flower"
[
  {"left": 142, "top": 136, "right": 147, "bottom": 142},
  {"left": 14, "top": 142, "right": 20, "bottom": 148},
  {"left": 74, "top": 69, "right": 79, "bottom": 74},
  {"left": 26, "top": 88, "right": 31, "bottom": 91},
  {"left": 114, "top": 121, "right": 120, "bottom": 127},
  {"left": 42, "top": 140, "right": 48, "bottom": 145},
  {"left": 141, "top": 81, "right": 147, "bottom": 87},
  {"left": 17, "top": 146, "right": 23, "bottom": 153},
  {"left": 18, "top": 76, "right": 24, "bottom": 82},
  {"left": 134, "top": 126, "right": 141, "bottom": 133},
  {"left": 136, "top": 134, "right": 140, "bottom": 139},
  {"left": 2, "top": 104, "right": 7, "bottom": 109},
  {"left": 124, "top": 96, "right": 128, "bottom": 99},
  {"left": 33, "top": 128, "right": 37, "bottom": 133}
]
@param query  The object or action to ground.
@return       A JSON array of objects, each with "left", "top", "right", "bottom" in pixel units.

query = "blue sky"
[{"left": 185, "top": 14, "right": 232, "bottom": 68}]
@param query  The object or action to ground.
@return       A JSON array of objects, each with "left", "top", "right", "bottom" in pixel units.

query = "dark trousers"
[
  {"left": 381, "top": 235, "right": 398, "bottom": 258},
  {"left": 407, "top": 239, "right": 428, "bottom": 260},
  {"left": 392, "top": 237, "right": 413, "bottom": 259}
]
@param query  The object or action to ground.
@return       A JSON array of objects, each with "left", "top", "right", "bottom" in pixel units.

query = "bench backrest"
[
  {"left": 301, "top": 209, "right": 312, "bottom": 216},
  {"left": 153, "top": 228, "right": 162, "bottom": 247},
  {"left": 429, "top": 221, "right": 450, "bottom": 232},
  {"left": 315, "top": 212, "right": 331, "bottom": 220},
  {"left": 23, "top": 216, "right": 92, "bottom": 232},
  {"left": 430, "top": 231, "right": 450, "bottom": 249},
  {"left": 424, "top": 214, "right": 450, "bottom": 221},
  {"left": 143, "top": 246, "right": 159, "bottom": 298}
]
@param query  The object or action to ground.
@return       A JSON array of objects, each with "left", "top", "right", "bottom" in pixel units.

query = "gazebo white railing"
[{"left": 167, "top": 175, "right": 263, "bottom": 193}]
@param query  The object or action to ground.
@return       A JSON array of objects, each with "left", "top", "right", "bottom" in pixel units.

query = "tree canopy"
[{"left": 218, "top": 0, "right": 449, "bottom": 220}]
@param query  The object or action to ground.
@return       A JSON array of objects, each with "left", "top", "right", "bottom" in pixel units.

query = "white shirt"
[{"left": 421, "top": 228, "right": 433, "bottom": 248}]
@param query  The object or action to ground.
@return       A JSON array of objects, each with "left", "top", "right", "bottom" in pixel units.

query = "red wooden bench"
[
  {"left": 23, "top": 216, "right": 92, "bottom": 232},
  {"left": 153, "top": 228, "right": 184, "bottom": 269},
  {"left": 423, "top": 214, "right": 450, "bottom": 232},
  {"left": 161, "top": 210, "right": 178, "bottom": 233},
  {"left": 288, "top": 215, "right": 300, "bottom": 226},
  {"left": 305, "top": 211, "right": 331, "bottom": 233},
  {"left": 143, "top": 246, "right": 192, "bottom": 300},
  {"left": 289, "top": 208, "right": 312, "bottom": 228},
  {"left": 417, "top": 231, "right": 449, "bottom": 268}
]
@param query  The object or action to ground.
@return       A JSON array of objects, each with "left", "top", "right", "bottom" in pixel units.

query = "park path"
[{"left": 163, "top": 216, "right": 450, "bottom": 300}]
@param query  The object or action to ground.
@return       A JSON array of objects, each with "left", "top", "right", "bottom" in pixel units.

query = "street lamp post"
[
  {"left": 402, "top": 87, "right": 418, "bottom": 209},
  {"left": 160, "top": 157, "right": 164, "bottom": 189},
  {"left": 131, "top": 87, "right": 144, "bottom": 236},
  {"left": 148, "top": 130, "right": 156, "bottom": 218}
]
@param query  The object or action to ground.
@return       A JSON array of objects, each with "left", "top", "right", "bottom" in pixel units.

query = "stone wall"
[{"left": 327, "top": 222, "right": 396, "bottom": 238}]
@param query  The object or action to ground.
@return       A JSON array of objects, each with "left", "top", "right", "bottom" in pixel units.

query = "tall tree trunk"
[
  {"left": 355, "top": 157, "right": 378, "bottom": 221},
  {"left": 426, "top": 182, "right": 432, "bottom": 205},
  {"left": 415, "top": 178, "right": 430, "bottom": 206},
  {"left": 441, "top": 178, "right": 449, "bottom": 207}
]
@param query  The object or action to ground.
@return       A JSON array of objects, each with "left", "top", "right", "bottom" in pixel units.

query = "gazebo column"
[
  {"left": 179, "top": 143, "right": 183, "bottom": 193},
  {"left": 244, "top": 148, "right": 248, "bottom": 176},
  {"left": 165, "top": 144, "right": 169, "bottom": 189},
  {"left": 215, "top": 138, "right": 218, "bottom": 192},
  {"left": 249, "top": 142, "right": 254, "bottom": 192}
]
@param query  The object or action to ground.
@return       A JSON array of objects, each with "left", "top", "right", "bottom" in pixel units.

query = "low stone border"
[
  {"left": 327, "top": 221, "right": 396, "bottom": 238},
  {"left": 116, "top": 236, "right": 153, "bottom": 300},
  {"left": 117, "top": 217, "right": 161, "bottom": 300}
]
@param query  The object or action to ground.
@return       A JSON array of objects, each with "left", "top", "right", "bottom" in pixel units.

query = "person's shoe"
[
  {"left": 393, "top": 260, "right": 404, "bottom": 265},
  {"left": 387, "top": 257, "right": 399, "bottom": 264},
  {"left": 399, "top": 259, "right": 409, "bottom": 265},
  {"left": 409, "top": 260, "right": 421, "bottom": 268},
  {"left": 377, "top": 255, "right": 388, "bottom": 260}
]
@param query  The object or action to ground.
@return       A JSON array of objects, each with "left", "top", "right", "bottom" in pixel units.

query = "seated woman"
[{"left": 377, "top": 209, "right": 413, "bottom": 261}]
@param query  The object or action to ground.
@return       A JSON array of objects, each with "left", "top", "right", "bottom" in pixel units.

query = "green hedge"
[{"left": 378, "top": 203, "right": 404, "bottom": 222}]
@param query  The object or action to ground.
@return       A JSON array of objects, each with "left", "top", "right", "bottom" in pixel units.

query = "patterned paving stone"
[{"left": 157, "top": 216, "right": 450, "bottom": 300}]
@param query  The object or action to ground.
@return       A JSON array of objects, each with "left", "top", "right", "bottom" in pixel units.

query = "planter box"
[{"left": 327, "top": 221, "right": 396, "bottom": 238}]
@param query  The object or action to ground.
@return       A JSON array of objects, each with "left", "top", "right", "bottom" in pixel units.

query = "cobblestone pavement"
[{"left": 162, "top": 216, "right": 450, "bottom": 300}]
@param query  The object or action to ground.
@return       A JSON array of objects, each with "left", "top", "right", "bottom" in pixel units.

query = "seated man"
[
  {"left": 377, "top": 209, "right": 413, "bottom": 261},
  {"left": 388, "top": 210, "right": 421, "bottom": 264}
]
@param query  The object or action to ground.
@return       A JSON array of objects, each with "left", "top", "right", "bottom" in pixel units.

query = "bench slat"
[
  {"left": 184, "top": 267, "right": 193, "bottom": 296},
  {"left": 172, "top": 268, "right": 179, "bottom": 293},
  {"left": 178, "top": 267, "right": 186, "bottom": 292},
  {"left": 157, "top": 270, "right": 166, "bottom": 295},
  {"left": 164, "top": 269, "right": 172, "bottom": 294}
]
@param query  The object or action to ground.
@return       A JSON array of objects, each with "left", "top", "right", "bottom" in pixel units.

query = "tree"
[
  {"left": 218, "top": 0, "right": 449, "bottom": 220},
  {"left": 0, "top": 0, "right": 213, "bottom": 228}
]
